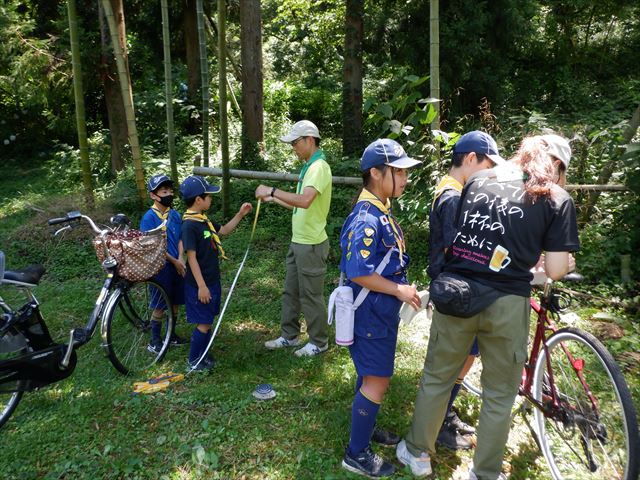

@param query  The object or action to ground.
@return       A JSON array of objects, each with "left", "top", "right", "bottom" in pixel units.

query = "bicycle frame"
[{"left": 519, "top": 280, "right": 600, "bottom": 418}]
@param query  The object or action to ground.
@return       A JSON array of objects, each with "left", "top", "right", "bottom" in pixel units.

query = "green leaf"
[{"left": 378, "top": 103, "right": 393, "bottom": 119}]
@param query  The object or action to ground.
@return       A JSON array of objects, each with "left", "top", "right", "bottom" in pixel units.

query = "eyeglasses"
[{"left": 291, "top": 137, "right": 305, "bottom": 147}]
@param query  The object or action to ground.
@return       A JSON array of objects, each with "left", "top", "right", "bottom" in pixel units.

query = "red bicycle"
[{"left": 459, "top": 274, "right": 639, "bottom": 480}]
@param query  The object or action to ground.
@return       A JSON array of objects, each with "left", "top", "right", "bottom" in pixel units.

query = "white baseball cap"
[
  {"left": 280, "top": 120, "right": 321, "bottom": 143},
  {"left": 539, "top": 134, "right": 571, "bottom": 168}
]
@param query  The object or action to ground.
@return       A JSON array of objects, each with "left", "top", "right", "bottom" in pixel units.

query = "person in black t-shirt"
[
  {"left": 179, "top": 175, "right": 253, "bottom": 372},
  {"left": 398, "top": 134, "right": 579, "bottom": 480},
  {"left": 427, "top": 131, "right": 504, "bottom": 451}
]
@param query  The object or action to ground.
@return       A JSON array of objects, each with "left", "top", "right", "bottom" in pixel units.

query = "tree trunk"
[
  {"left": 99, "top": 0, "right": 127, "bottom": 173},
  {"left": 161, "top": 0, "right": 178, "bottom": 186},
  {"left": 341, "top": 0, "right": 363, "bottom": 156},
  {"left": 67, "top": 0, "right": 94, "bottom": 207},
  {"left": 196, "top": 0, "right": 210, "bottom": 167},
  {"left": 183, "top": 0, "right": 200, "bottom": 107},
  {"left": 239, "top": 0, "right": 264, "bottom": 168},
  {"left": 218, "top": 0, "right": 230, "bottom": 218},
  {"left": 101, "top": 0, "right": 146, "bottom": 204}
]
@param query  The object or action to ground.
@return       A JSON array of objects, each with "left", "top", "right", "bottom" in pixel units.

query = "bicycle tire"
[
  {"left": 101, "top": 280, "right": 174, "bottom": 375},
  {"left": 532, "top": 327, "right": 639, "bottom": 480},
  {"left": 0, "top": 327, "right": 28, "bottom": 428},
  {"left": 462, "top": 357, "right": 483, "bottom": 397}
]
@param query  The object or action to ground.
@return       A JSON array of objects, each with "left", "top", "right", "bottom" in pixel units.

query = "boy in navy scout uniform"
[
  {"left": 428, "top": 131, "right": 505, "bottom": 450},
  {"left": 180, "top": 175, "right": 252, "bottom": 371},
  {"left": 340, "top": 139, "right": 422, "bottom": 478},
  {"left": 140, "top": 174, "right": 187, "bottom": 352}
]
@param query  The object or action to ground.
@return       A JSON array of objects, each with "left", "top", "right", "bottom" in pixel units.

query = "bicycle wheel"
[
  {"left": 101, "top": 280, "right": 173, "bottom": 375},
  {"left": 532, "top": 327, "right": 639, "bottom": 480},
  {"left": 0, "top": 327, "right": 28, "bottom": 428}
]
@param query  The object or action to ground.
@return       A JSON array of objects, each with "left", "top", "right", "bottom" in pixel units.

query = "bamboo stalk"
[
  {"left": 218, "top": 0, "right": 230, "bottom": 217},
  {"left": 100, "top": 0, "right": 146, "bottom": 204},
  {"left": 430, "top": 0, "right": 440, "bottom": 133},
  {"left": 160, "top": 0, "right": 178, "bottom": 186},
  {"left": 196, "top": 0, "right": 210, "bottom": 167},
  {"left": 67, "top": 0, "right": 94, "bottom": 207}
]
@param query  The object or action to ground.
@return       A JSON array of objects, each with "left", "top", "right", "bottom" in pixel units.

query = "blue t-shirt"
[{"left": 140, "top": 208, "right": 182, "bottom": 259}]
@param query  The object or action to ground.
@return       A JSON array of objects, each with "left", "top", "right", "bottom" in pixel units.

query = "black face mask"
[{"left": 159, "top": 194, "right": 174, "bottom": 208}]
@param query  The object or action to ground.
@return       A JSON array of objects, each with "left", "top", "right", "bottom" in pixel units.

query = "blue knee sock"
[
  {"left": 150, "top": 320, "right": 162, "bottom": 343},
  {"left": 348, "top": 389, "right": 380, "bottom": 456},
  {"left": 188, "top": 328, "right": 209, "bottom": 363},
  {"left": 446, "top": 379, "right": 463, "bottom": 414}
]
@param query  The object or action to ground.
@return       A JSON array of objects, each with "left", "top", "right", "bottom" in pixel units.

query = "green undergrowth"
[{"left": 0, "top": 157, "right": 638, "bottom": 479}]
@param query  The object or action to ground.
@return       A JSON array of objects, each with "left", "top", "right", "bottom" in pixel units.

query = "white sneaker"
[
  {"left": 264, "top": 336, "right": 300, "bottom": 349},
  {"left": 293, "top": 342, "right": 328, "bottom": 357},
  {"left": 396, "top": 439, "right": 432, "bottom": 477},
  {"left": 469, "top": 469, "right": 507, "bottom": 480}
]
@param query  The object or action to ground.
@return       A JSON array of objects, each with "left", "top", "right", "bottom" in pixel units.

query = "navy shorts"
[
  {"left": 348, "top": 293, "right": 401, "bottom": 378},
  {"left": 470, "top": 337, "right": 480, "bottom": 356},
  {"left": 184, "top": 282, "right": 221, "bottom": 325},
  {"left": 149, "top": 263, "right": 185, "bottom": 310}
]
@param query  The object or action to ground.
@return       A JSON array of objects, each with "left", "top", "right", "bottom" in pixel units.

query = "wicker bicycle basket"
[{"left": 93, "top": 230, "right": 166, "bottom": 282}]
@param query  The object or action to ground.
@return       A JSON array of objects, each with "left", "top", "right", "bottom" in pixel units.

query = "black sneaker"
[
  {"left": 447, "top": 409, "right": 476, "bottom": 435},
  {"left": 371, "top": 426, "right": 401, "bottom": 446},
  {"left": 169, "top": 334, "right": 188, "bottom": 346},
  {"left": 147, "top": 341, "right": 163, "bottom": 354},
  {"left": 187, "top": 356, "right": 216, "bottom": 372},
  {"left": 342, "top": 446, "right": 395, "bottom": 478},
  {"left": 436, "top": 421, "right": 473, "bottom": 450}
]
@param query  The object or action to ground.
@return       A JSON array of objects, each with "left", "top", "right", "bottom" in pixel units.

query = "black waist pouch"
[{"left": 430, "top": 272, "right": 504, "bottom": 318}]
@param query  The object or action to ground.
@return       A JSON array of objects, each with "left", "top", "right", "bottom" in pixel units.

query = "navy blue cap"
[
  {"left": 147, "top": 174, "right": 174, "bottom": 192},
  {"left": 179, "top": 175, "right": 221, "bottom": 199},
  {"left": 453, "top": 131, "right": 506, "bottom": 164},
  {"left": 360, "top": 139, "right": 422, "bottom": 172}
]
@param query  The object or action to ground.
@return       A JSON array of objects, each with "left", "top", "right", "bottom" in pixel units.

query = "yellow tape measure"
[{"left": 133, "top": 372, "right": 184, "bottom": 394}]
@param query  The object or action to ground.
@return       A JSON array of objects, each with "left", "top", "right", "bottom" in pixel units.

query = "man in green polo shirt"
[{"left": 255, "top": 120, "right": 332, "bottom": 357}]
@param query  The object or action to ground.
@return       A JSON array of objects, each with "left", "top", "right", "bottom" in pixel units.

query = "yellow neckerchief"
[
  {"left": 183, "top": 210, "right": 228, "bottom": 260},
  {"left": 432, "top": 175, "right": 463, "bottom": 209},
  {"left": 151, "top": 206, "right": 169, "bottom": 231},
  {"left": 357, "top": 188, "right": 405, "bottom": 263}
]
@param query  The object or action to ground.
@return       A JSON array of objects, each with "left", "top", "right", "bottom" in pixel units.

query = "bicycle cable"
[{"left": 187, "top": 199, "right": 262, "bottom": 374}]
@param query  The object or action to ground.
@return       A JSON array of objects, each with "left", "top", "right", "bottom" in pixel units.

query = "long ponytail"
[{"left": 351, "top": 165, "right": 388, "bottom": 207}]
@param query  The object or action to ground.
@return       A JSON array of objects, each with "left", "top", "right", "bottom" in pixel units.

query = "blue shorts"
[
  {"left": 184, "top": 282, "right": 221, "bottom": 325},
  {"left": 149, "top": 263, "right": 185, "bottom": 310},
  {"left": 348, "top": 293, "right": 401, "bottom": 378}
]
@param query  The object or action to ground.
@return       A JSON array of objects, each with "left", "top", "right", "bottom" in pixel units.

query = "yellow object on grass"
[{"left": 133, "top": 372, "right": 184, "bottom": 394}]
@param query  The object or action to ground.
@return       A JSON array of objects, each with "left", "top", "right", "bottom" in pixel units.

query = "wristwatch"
[{"left": 270, "top": 187, "right": 277, "bottom": 198}]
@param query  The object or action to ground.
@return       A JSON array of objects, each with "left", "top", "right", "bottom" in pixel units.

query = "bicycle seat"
[
  {"left": 561, "top": 272, "right": 583, "bottom": 282},
  {"left": 2, "top": 264, "right": 46, "bottom": 286}
]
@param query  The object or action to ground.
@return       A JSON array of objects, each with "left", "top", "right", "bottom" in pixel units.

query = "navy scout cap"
[
  {"left": 179, "top": 175, "right": 221, "bottom": 199},
  {"left": 360, "top": 138, "right": 423, "bottom": 172},
  {"left": 147, "top": 174, "right": 174, "bottom": 192},
  {"left": 453, "top": 131, "right": 506, "bottom": 165}
]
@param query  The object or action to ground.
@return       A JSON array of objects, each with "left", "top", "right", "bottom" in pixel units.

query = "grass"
[{"left": 0, "top": 158, "right": 638, "bottom": 479}]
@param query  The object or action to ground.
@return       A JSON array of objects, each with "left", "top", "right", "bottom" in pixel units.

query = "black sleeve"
[
  {"left": 213, "top": 221, "right": 222, "bottom": 232},
  {"left": 543, "top": 196, "right": 580, "bottom": 252},
  {"left": 182, "top": 222, "right": 198, "bottom": 252},
  {"left": 438, "top": 192, "right": 461, "bottom": 248}
]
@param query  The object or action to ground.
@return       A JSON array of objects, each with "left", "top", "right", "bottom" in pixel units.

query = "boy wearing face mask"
[{"left": 140, "top": 174, "right": 188, "bottom": 352}]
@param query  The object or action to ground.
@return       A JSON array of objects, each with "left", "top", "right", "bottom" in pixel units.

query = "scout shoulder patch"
[
  {"left": 356, "top": 202, "right": 371, "bottom": 221},
  {"left": 360, "top": 249, "right": 371, "bottom": 259},
  {"left": 364, "top": 227, "right": 375, "bottom": 237},
  {"left": 204, "top": 230, "right": 212, "bottom": 239},
  {"left": 380, "top": 215, "right": 390, "bottom": 225},
  {"left": 363, "top": 238, "right": 373, "bottom": 247}
]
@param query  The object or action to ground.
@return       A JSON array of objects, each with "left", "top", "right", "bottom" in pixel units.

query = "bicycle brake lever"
[{"left": 54, "top": 225, "right": 72, "bottom": 237}]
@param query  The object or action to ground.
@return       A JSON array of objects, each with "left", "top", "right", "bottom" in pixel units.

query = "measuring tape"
[{"left": 188, "top": 199, "right": 262, "bottom": 374}]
